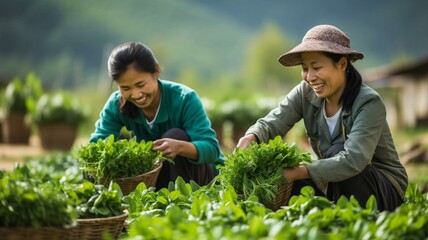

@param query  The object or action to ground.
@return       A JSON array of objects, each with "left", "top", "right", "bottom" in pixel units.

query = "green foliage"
[
  {"left": 64, "top": 180, "right": 126, "bottom": 218},
  {"left": 0, "top": 170, "right": 76, "bottom": 228},
  {"left": 23, "top": 152, "right": 83, "bottom": 184},
  {"left": 124, "top": 181, "right": 428, "bottom": 240},
  {"left": 3, "top": 72, "right": 43, "bottom": 114},
  {"left": 243, "top": 22, "right": 301, "bottom": 92},
  {"left": 217, "top": 136, "right": 312, "bottom": 205},
  {"left": 76, "top": 135, "right": 168, "bottom": 185},
  {"left": 26, "top": 90, "right": 89, "bottom": 126}
]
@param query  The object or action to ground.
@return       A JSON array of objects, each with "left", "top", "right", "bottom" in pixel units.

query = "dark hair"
[
  {"left": 322, "top": 52, "right": 362, "bottom": 111},
  {"left": 108, "top": 42, "right": 158, "bottom": 80},
  {"left": 107, "top": 42, "right": 159, "bottom": 118}
]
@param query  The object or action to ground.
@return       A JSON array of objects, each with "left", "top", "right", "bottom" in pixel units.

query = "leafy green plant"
[
  {"left": 4, "top": 72, "right": 43, "bottom": 114},
  {"left": 76, "top": 135, "right": 168, "bottom": 185},
  {"left": 27, "top": 90, "right": 88, "bottom": 126},
  {"left": 216, "top": 136, "right": 311, "bottom": 205},
  {"left": 64, "top": 180, "right": 126, "bottom": 218},
  {"left": 0, "top": 172, "right": 76, "bottom": 228}
]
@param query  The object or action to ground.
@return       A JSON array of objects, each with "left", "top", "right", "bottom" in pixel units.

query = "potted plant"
[
  {"left": 76, "top": 136, "right": 170, "bottom": 195},
  {"left": 64, "top": 180, "right": 128, "bottom": 240},
  {"left": 27, "top": 90, "right": 88, "bottom": 151},
  {"left": 2, "top": 73, "right": 43, "bottom": 144},
  {"left": 0, "top": 166, "right": 77, "bottom": 239}
]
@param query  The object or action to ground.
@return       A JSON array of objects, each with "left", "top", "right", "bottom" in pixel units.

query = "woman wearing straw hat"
[
  {"left": 236, "top": 24, "right": 408, "bottom": 211},
  {"left": 90, "top": 42, "right": 225, "bottom": 189}
]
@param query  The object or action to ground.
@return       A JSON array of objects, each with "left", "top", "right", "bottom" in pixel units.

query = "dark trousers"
[
  {"left": 155, "top": 128, "right": 216, "bottom": 190},
  {"left": 291, "top": 165, "right": 403, "bottom": 212}
]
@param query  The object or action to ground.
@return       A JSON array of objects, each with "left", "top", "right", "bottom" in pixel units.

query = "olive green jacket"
[{"left": 246, "top": 81, "right": 408, "bottom": 198}]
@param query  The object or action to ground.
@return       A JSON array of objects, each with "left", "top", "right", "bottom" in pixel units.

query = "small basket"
[
  {"left": 115, "top": 162, "right": 163, "bottom": 195},
  {"left": 71, "top": 212, "right": 128, "bottom": 240},
  {"left": 266, "top": 182, "right": 293, "bottom": 211},
  {"left": 237, "top": 182, "right": 293, "bottom": 211},
  {"left": 0, "top": 226, "right": 75, "bottom": 240}
]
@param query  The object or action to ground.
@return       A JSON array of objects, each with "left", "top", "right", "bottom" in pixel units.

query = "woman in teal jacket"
[
  {"left": 236, "top": 25, "right": 407, "bottom": 211},
  {"left": 90, "top": 42, "right": 224, "bottom": 189}
]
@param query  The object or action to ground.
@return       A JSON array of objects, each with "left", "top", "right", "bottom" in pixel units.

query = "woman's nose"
[
  {"left": 306, "top": 69, "right": 317, "bottom": 82},
  {"left": 131, "top": 88, "right": 142, "bottom": 98}
]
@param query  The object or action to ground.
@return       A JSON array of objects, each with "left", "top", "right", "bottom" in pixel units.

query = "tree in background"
[{"left": 243, "top": 22, "right": 301, "bottom": 94}]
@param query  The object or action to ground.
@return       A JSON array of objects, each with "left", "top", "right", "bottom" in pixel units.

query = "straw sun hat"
[{"left": 278, "top": 24, "right": 364, "bottom": 67}]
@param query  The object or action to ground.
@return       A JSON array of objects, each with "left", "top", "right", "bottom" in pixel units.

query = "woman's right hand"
[{"left": 234, "top": 134, "right": 258, "bottom": 152}]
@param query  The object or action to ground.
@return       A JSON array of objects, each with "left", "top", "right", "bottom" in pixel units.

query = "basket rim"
[
  {"left": 115, "top": 162, "right": 163, "bottom": 181},
  {"left": 76, "top": 212, "right": 128, "bottom": 222}
]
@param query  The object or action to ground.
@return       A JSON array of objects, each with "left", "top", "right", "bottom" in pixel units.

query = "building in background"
[{"left": 363, "top": 57, "right": 428, "bottom": 131}]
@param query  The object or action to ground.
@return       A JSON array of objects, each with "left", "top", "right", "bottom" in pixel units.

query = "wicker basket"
[
  {"left": 114, "top": 162, "right": 163, "bottom": 195},
  {"left": 266, "top": 182, "right": 293, "bottom": 211},
  {"left": 237, "top": 182, "right": 293, "bottom": 211},
  {"left": 0, "top": 226, "right": 75, "bottom": 240},
  {"left": 70, "top": 212, "right": 128, "bottom": 240}
]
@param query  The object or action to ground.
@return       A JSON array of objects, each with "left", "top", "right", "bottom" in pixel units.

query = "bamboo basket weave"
[
  {"left": 114, "top": 162, "right": 163, "bottom": 195},
  {"left": 266, "top": 182, "right": 293, "bottom": 211},
  {"left": 0, "top": 226, "right": 75, "bottom": 240},
  {"left": 237, "top": 182, "right": 293, "bottom": 211},
  {"left": 70, "top": 212, "right": 128, "bottom": 240}
]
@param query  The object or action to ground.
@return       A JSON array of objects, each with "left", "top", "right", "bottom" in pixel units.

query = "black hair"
[
  {"left": 108, "top": 42, "right": 158, "bottom": 80},
  {"left": 322, "top": 52, "right": 362, "bottom": 111},
  {"left": 107, "top": 42, "right": 159, "bottom": 118}
]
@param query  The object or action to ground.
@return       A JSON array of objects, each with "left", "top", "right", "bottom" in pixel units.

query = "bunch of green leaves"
[
  {"left": 23, "top": 152, "right": 83, "bottom": 184},
  {"left": 76, "top": 135, "right": 168, "bottom": 184},
  {"left": 124, "top": 184, "right": 428, "bottom": 240},
  {"left": 64, "top": 180, "right": 126, "bottom": 218},
  {"left": 4, "top": 72, "right": 43, "bottom": 114},
  {"left": 0, "top": 172, "right": 76, "bottom": 228},
  {"left": 26, "top": 90, "right": 88, "bottom": 126},
  {"left": 123, "top": 177, "right": 201, "bottom": 221},
  {"left": 217, "top": 136, "right": 311, "bottom": 206}
]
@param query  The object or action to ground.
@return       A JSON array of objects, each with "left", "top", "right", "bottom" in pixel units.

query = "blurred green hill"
[{"left": 1, "top": 0, "right": 427, "bottom": 91}]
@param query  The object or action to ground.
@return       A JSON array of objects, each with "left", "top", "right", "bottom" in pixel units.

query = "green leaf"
[
  {"left": 175, "top": 177, "right": 190, "bottom": 197},
  {"left": 365, "top": 195, "right": 378, "bottom": 212}
]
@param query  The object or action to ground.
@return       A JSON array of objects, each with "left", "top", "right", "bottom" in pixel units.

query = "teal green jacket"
[
  {"left": 246, "top": 81, "right": 408, "bottom": 198},
  {"left": 90, "top": 79, "right": 225, "bottom": 167}
]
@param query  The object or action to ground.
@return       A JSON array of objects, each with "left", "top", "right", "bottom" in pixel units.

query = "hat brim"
[{"left": 278, "top": 39, "right": 364, "bottom": 67}]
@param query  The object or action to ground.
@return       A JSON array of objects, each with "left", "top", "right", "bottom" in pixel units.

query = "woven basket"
[
  {"left": 0, "top": 226, "right": 75, "bottom": 240},
  {"left": 266, "top": 182, "right": 293, "bottom": 211},
  {"left": 114, "top": 162, "right": 163, "bottom": 195},
  {"left": 237, "top": 182, "right": 293, "bottom": 211},
  {"left": 70, "top": 212, "right": 128, "bottom": 240}
]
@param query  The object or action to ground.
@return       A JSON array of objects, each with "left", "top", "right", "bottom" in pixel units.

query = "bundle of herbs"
[
  {"left": 76, "top": 135, "right": 168, "bottom": 185},
  {"left": 217, "top": 136, "right": 312, "bottom": 206},
  {"left": 64, "top": 180, "right": 126, "bottom": 219}
]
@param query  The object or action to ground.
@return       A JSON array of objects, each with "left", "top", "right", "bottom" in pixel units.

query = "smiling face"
[
  {"left": 116, "top": 66, "right": 160, "bottom": 113},
  {"left": 300, "top": 52, "right": 347, "bottom": 105}
]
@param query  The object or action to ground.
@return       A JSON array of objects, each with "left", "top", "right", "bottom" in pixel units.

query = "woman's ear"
[
  {"left": 339, "top": 56, "right": 348, "bottom": 71},
  {"left": 155, "top": 64, "right": 161, "bottom": 78}
]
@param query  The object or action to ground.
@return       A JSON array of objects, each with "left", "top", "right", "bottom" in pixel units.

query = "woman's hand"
[
  {"left": 152, "top": 138, "right": 198, "bottom": 160},
  {"left": 283, "top": 165, "right": 310, "bottom": 182},
  {"left": 234, "top": 134, "right": 258, "bottom": 152},
  {"left": 152, "top": 138, "right": 182, "bottom": 159}
]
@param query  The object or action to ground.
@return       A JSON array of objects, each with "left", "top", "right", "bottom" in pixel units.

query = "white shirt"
[
  {"left": 146, "top": 98, "right": 162, "bottom": 129},
  {"left": 323, "top": 101, "right": 342, "bottom": 136}
]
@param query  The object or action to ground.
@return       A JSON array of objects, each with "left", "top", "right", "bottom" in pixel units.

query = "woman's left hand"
[{"left": 152, "top": 138, "right": 181, "bottom": 159}]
